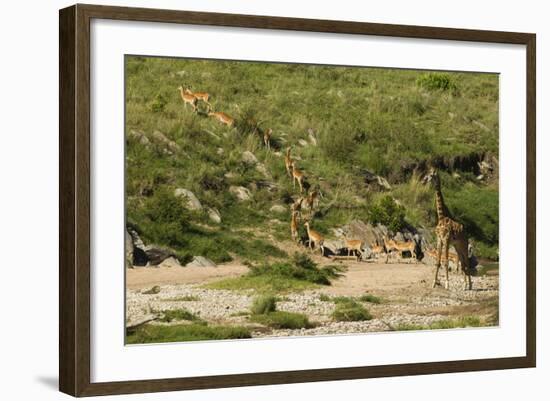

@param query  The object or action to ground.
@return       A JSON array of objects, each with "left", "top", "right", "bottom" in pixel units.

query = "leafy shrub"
[
  {"left": 250, "top": 311, "right": 312, "bottom": 329},
  {"left": 250, "top": 295, "right": 277, "bottom": 315},
  {"left": 331, "top": 299, "right": 372, "bottom": 322},
  {"left": 368, "top": 195, "right": 407, "bottom": 232},
  {"left": 150, "top": 93, "right": 167, "bottom": 113},
  {"left": 416, "top": 72, "right": 458, "bottom": 92}
]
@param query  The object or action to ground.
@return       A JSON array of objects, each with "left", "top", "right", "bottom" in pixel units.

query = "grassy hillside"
[{"left": 125, "top": 56, "right": 499, "bottom": 261}]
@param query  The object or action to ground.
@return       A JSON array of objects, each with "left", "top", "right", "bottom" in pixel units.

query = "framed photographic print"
[{"left": 59, "top": 4, "right": 536, "bottom": 397}]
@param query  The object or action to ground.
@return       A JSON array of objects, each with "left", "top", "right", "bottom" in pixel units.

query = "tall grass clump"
[
  {"left": 250, "top": 294, "right": 278, "bottom": 315},
  {"left": 416, "top": 72, "right": 458, "bottom": 93},
  {"left": 331, "top": 298, "right": 373, "bottom": 322}
]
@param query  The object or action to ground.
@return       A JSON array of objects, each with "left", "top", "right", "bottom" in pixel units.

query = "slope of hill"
[{"left": 125, "top": 56, "right": 499, "bottom": 263}]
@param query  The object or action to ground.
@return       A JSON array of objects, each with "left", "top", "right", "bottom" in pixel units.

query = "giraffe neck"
[{"left": 434, "top": 181, "right": 449, "bottom": 222}]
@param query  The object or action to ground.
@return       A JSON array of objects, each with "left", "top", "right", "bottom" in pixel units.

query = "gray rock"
[
  {"left": 174, "top": 188, "right": 203, "bottom": 210},
  {"left": 158, "top": 256, "right": 182, "bottom": 269},
  {"left": 298, "top": 139, "right": 309, "bottom": 147},
  {"left": 145, "top": 247, "right": 176, "bottom": 266},
  {"left": 128, "top": 130, "right": 150, "bottom": 146},
  {"left": 323, "top": 239, "right": 346, "bottom": 255},
  {"left": 125, "top": 230, "right": 134, "bottom": 269},
  {"left": 152, "top": 130, "right": 179, "bottom": 154},
  {"left": 256, "top": 163, "right": 272, "bottom": 178},
  {"left": 207, "top": 207, "right": 222, "bottom": 223},
  {"left": 229, "top": 185, "right": 252, "bottom": 201},
  {"left": 185, "top": 256, "right": 217, "bottom": 268},
  {"left": 242, "top": 151, "right": 258, "bottom": 165},
  {"left": 270, "top": 204, "right": 287, "bottom": 214}
]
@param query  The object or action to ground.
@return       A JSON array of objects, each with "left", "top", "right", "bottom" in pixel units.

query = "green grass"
[
  {"left": 126, "top": 56, "right": 499, "bottom": 264},
  {"left": 158, "top": 308, "right": 201, "bottom": 323},
  {"left": 358, "top": 294, "right": 383, "bottom": 304},
  {"left": 331, "top": 299, "right": 373, "bottom": 322},
  {"left": 163, "top": 295, "right": 200, "bottom": 302},
  {"left": 206, "top": 253, "right": 345, "bottom": 293},
  {"left": 394, "top": 316, "right": 483, "bottom": 331},
  {"left": 250, "top": 311, "right": 313, "bottom": 329},
  {"left": 126, "top": 323, "right": 252, "bottom": 343},
  {"left": 250, "top": 294, "right": 278, "bottom": 315}
]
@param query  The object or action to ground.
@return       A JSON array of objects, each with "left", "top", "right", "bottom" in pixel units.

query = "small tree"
[{"left": 368, "top": 196, "right": 407, "bottom": 232}]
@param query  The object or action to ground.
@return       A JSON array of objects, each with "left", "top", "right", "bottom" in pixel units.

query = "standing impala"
[
  {"left": 345, "top": 239, "right": 363, "bottom": 261},
  {"left": 290, "top": 210, "right": 300, "bottom": 242},
  {"left": 208, "top": 111, "right": 234, "bottom": 127},
  {"left": 263, "top": 128, "right": 273, "bottom": 150},
  {"left": 304, "top": 222, "right": 324, "bottom": 255},
  {"left": 184, "top": 88, "right": 211, "bottom": 106},
  {"left": 178, "top": 86, "right": 198, "bottom": 112},
  {"left": 284, "top": 147, "right": 293, "bottom": 177},
  {"left": 291, "top": 161, "right": 305, "bottom": 193}
]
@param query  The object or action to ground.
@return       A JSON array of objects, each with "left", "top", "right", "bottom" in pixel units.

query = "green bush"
[
  {"left": 358, "top": 294, "right": 382, "bottom": 304},
  {"left": 250, "top": 295, "right": 278, "bottom": 315},
  {"left": 150, "top": 93, "right": 167, "bottom": 113},
  {"left": 332, "top": 299, "right": 372, "bottom": 322},
  {"left": 416, "top": 72, "right": 458, "bottom": 92},
  {"left": 367, "top": 195, "right": 407, "bottom": 232},
  {"left": 159, "top": 308, "right": 201, "bottom": 323}
]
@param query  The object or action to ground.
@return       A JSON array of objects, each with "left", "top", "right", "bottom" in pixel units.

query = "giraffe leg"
[
  {"left": 443, "top": 239, "right": 450, "bottom": 289},
  {"left": 455, "top": 239, "right": 472, "bottom": 290},
  {"left": 432, "top": 237, "right": 443, "bottom": 288}
]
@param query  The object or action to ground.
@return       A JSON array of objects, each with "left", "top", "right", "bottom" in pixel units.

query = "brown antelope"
[
  {"left": 208, "top": 111, "right": 234, "bottom": 127},
  {"left": 345, "top": 239, "right": 363, "bottom": 261},
  {"left": 370, "top": 241, "right": 388, "bottom": 263},
  {"left": 291, "top": 161, "right": 305, "bottom": 193},
  {"left": 284, "top": 147, "right": 293, "bottom": 177},
  {"left": 391, "top": 239, "right": 419, "bottom": 263},
  {"left": 184, "top": 88, "right": 211, "bottom": 106},
  {"left": 263, "top": 128, "right": 273, "bottom": 150},
  {"left": 305, "top": 189, "right": 319, "bottom": 213},
  {"left": 291, "top": 196, "right": 305, "bottom": 215},
  {"left": 426, "top": 248, "right": 460, "bottom": 272},
  {"left": 290, "top": 210, "right": 300, "bottom": 242},
  {"left": 304, "top": 222, "right": 324, "bottom": 255},
  {"left": 178, "top": 86, "right": 197, "bottom": 112}
]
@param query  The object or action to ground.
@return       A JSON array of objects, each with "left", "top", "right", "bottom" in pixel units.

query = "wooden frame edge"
[{"left": 59, "top": 3, "right": 536, "bottom": 397}]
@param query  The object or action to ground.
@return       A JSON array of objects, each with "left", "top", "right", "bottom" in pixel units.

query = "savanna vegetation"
[{"left": 125, "top": 56, "right": 499, "bottom": 263}]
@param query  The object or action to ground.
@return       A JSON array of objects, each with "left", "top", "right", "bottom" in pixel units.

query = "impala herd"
[{"left": 176, "top": 85, "right": 477, "bottom": 290}]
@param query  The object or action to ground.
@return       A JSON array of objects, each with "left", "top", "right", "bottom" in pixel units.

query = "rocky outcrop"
[
  {"left": 174, "top": 188, "right": 203, "bottom": 210},
  {"left": 158, "top": 256, "right": 182, "bottom": 269},
  {"left": 242, "top": 151, "right": 258, "bottom": 165},
  {"left": 152, "top": 130, "right": 179, "bottom": 154},
  {"left": 145, "top": 247, "right": 177, "bottom": 266},
  {"left": 270, "top": 204, "right": 287, "bottom": 214},
  {"left": 229, "top": 185, "right": 252, "bottom": 201},
  {"left": 185, "top": 256, "right": 217, "bottom": 268},
  {"left": 207, "top": 207, "right": 222, "bottom": 223}
]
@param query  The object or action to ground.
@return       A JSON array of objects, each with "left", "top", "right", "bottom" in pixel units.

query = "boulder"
[
  {"left": 174, "top": 188, "right": 203, "bottom": 210},
  {"left": 242, "top": 151, "right": 258, "bottom": 165},
  {"left": 145, "top": 247, "right": 176, "bottom": 266},
  {"left": 256, "top": 163, "right": 272, "bottom": 178},
  {"left": 152, "top": 130, "right": 179, "bottom": 154},
  {"left": 142, "top": 285, "right": 161, "bottom": 294},
  {"left": 207, "top": 207, "right": 222, "bottom": 223},
  {"left": 128, "top": 130, "right": 150, "bottom": 146},
  {"left": 127, "top": 227, "right": 148, "bottom": 266},
  {"left": 125, "top": 230, "right": 134, "bottom": 268},
  {"left": 229, "top": 185, "right": 252, "bottom": 201},
  {"left": 158, "top": 256, "right": 182, "bottom": 269},
  {"left": 323, "top": 239, "right": 346, "bottom": 255},
  {"left": 185, "top": 256, "right": 217, "bottom": 268},
  {"left": 270, "top": 204, "right": 287, "bottom": 214}
]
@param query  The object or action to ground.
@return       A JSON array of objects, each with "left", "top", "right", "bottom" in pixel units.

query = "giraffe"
[{"left": 425, "top": 167, "right": 472, "bottom": 290}]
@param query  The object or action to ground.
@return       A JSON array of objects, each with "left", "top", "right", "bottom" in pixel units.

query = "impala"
[
  {"left": 291, "top": 161, "right": 305, "bottom": 193},
  {"left": 290, "top": 210, "right": 300, "bottom": 242},
  {"left": 345, "top": 239, "right": 363, "bottom": 261},
  {"left": 208, "top": 111, "right": 234, "bottom": 127},
  {"left": 184, "top": 88, "right": 211, "bottom": 106},
  {"left": 284, "top": 147, "right": 293, "bottom": 177},
  {"left": 304, "top": 222, "right": 324, "bottom": 255},
  {"left": 178, "top": 86, "right": 197, "bottom": 112},
  {"left": 263, "top": 128, "right": 273, "bottom": 150}
]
